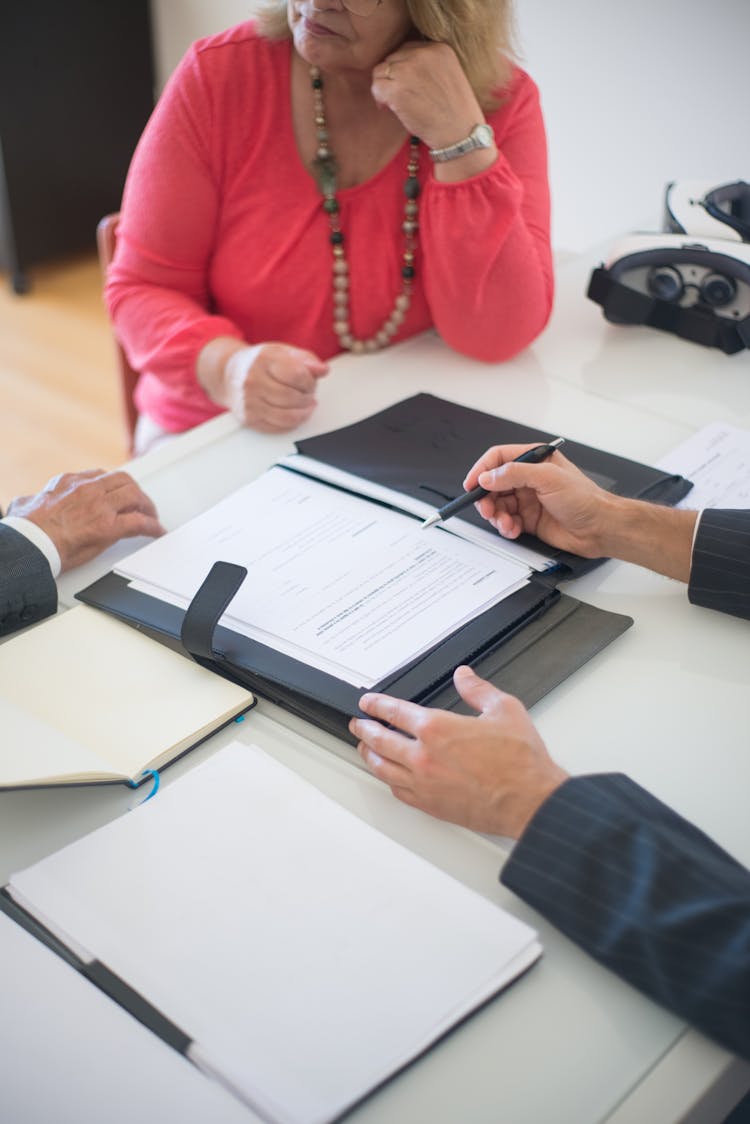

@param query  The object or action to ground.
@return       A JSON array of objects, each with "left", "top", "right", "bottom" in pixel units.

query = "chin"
[{"left": 293, "top": 28, "right": 344, "bottom": 69}]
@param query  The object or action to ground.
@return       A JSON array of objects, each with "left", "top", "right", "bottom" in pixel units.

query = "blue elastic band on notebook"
[{"left": 127, "top": 769, "right": 161, "bottom": 804}]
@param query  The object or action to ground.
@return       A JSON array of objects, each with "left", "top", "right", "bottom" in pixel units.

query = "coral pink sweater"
[{"left": 107, "top": 23, "right": 553, "bottom": 433}]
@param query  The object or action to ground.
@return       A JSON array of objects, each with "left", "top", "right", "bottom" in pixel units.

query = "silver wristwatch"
[{"left": 428, "top": 123, "right": 495, "bottom": 163}]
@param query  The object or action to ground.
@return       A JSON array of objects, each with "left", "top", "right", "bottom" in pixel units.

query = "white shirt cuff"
[
  {"left": 1, "top": 517, "right": 62, "bottom": 578},
  {"left": 690, "top": 509, "right": 704, "bottom": 552},
  {"left": 687, "top": 509, "right": 704, "bottom": 582}
]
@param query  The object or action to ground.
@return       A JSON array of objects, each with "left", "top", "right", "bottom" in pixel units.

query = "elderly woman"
[{"left": 107, "top": 0, "right": 553, "bottom": 450}]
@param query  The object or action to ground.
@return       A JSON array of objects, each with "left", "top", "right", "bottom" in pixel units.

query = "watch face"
[{"left": 473, "top": 123, "right": 494, "bottom": 148}]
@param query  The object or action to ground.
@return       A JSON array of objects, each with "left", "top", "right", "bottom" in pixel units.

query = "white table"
[{"left": 3, "top": 248, "right": 749, "bottom": 1124}]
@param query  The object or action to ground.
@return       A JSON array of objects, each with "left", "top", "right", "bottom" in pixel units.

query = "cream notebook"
[{"left": 0, "top": 606, "right": 254, "bottom": 788}]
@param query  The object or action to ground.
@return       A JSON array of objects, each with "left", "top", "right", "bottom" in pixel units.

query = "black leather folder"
[
  {"left": 77, "top": 394, "right": 692, "bottom": 743},
  {"left": 295, "top": 393, "right": 693, "bottom": 578}
]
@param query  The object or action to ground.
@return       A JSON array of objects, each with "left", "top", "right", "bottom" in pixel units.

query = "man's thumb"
[{"left": 453, "top": 665, "right": 504, "bottom": 714}]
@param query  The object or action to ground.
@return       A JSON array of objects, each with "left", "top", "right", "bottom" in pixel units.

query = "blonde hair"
[{"left": 253, "top": 1, "right": 515, "bottom": 109}]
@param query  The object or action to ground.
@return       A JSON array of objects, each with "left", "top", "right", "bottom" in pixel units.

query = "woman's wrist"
[
  {"left": 196, "top": 336, "right": 247, "bottom": 406},
  {"left": 431, "top": 144, "right": 498, "bottom": 184},
  {"left": 428, "top": 114, "right": 498, "bottom": 185}
]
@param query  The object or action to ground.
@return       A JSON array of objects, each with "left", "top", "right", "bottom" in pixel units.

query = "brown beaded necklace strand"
[{"left": 310, "top": 65, "right": 420, "bottom": 353}]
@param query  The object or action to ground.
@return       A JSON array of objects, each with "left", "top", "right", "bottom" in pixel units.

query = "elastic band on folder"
[
  {"left": 181, "top": 561, "right": 248, "bottom": 661},
  {"left": 127, "top": 769, "right": 161, "bottom": 804}
]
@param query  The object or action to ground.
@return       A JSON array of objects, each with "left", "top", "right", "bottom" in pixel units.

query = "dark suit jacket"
[
  {"left": 0, "top": 524, "right": 58, "bottom": 637},
  {"left": 689, "top": 508, "right": 750, "bottom": 619},
  {"left": 501, "top": 508, "right": 750, "bottom": 1060},
  {"left": 502, "top": 774, "right": 750, "bottom": 1061}
]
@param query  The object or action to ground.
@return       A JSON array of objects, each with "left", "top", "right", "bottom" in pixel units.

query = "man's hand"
[
  {"left": 8, "top": 470, "right": 164, "bottom": 571},
  {"left": 464, "top": 443, "right": 697, "bottom": 580},
  {"left": 463, "top": 444, "right": 616, "bottom": 557},
  {"left": 349, "top": 666, "right": 568, "bottom": 838}
]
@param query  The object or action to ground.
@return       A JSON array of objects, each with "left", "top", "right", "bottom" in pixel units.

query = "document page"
[
  {"left": 658, "top": 423, "right": 750, "bottom": 509},
  {"left": 8, "top": 742, "right": 541, "bottom": 1124},
  {"left": 117, "top": 468, "right": 531, "bottom": 687},
  {"left": 278, "top": 453, "right": 554, "bottom": 571},
  {"left": 0, "top": 913, "right": 256, "bottom": 1124}
]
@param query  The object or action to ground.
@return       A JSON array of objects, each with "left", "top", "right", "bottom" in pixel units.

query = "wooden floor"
[{"left": 0, "top": 253, "right": 126, "bottom": 511}]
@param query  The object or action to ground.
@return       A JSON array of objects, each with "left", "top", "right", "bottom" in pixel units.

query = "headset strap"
[
  {"left": 702, "top": 181, "right": 750, "bottom": 242},
  {"left": 587, "top": 267, "right": 750, "bottom": 355}
]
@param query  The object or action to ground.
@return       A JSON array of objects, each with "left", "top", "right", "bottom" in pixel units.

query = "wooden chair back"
[{"left": 96, "top": 213, "right": 139, "bottom": 455}]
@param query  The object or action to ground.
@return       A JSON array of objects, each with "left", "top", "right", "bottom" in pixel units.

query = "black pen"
[{"left": 420, "top": 437, "right": 566, "bottom": 529}]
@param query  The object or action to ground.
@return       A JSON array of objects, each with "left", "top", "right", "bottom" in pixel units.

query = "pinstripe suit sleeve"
[
  {"left": 500, "top": 773, "right": 750, "bottom": 1060},
  {"left": 689, "top": 508, "right": 750, "bottom": 620},
  {"left": 0, "top": 524, "right": 58, "bottom": 636}
]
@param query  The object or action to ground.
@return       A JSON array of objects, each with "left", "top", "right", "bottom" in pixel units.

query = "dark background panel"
[{"left": 0, "top": 0, "right": 154, "bottom": 291}]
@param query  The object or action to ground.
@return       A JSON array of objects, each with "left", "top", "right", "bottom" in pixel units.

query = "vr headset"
[
  {"left": 664, "top": 179, "right": 750, "bottom": 243},
  {"left": 588, "top": 180, "right": 750, "bottom": 354}
]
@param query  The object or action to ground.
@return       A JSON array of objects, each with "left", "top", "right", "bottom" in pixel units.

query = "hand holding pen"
[
  {"left": 421, "top": 438, "right": 566, "bottom": 529},
  {"left": 456, "top": 440, "right": 620, "bottom": 559}
]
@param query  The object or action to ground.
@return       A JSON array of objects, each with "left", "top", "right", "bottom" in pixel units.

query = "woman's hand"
[
  {"left": 198, "top": 338, "right": 329, "bottom": 433},
  {"left": 371, "top": 42, "right": 495, "bottom": 174}
]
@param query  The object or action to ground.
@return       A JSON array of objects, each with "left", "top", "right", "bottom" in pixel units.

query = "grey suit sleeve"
[
  {"left": 500, "top": 773, "right": 750, "bottom": 1060},
  {"left": 689, "top": 508, "right": 750, "bottom": 620},
  {"left": 0, "top": 524, "right": 58, "bottom": 636}
]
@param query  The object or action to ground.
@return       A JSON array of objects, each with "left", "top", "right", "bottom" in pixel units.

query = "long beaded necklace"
[{"left": 310, "top": 65, "right": 420, "bottom": 353}]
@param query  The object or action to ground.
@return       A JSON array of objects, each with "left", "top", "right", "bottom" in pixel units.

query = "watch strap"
[{"left": 429, "top": 123, "right": 494, "bottom": 164}]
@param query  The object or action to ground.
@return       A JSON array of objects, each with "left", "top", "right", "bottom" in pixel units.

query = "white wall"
[
  {"left": 150, "top": 0, "right": 257, "bottom": 81},
  {"left": 149, "top": 0, "right": 750, "bottom": 250},
  {"left": 516, "top": 0, "right": 749, "bottom": 250}
]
